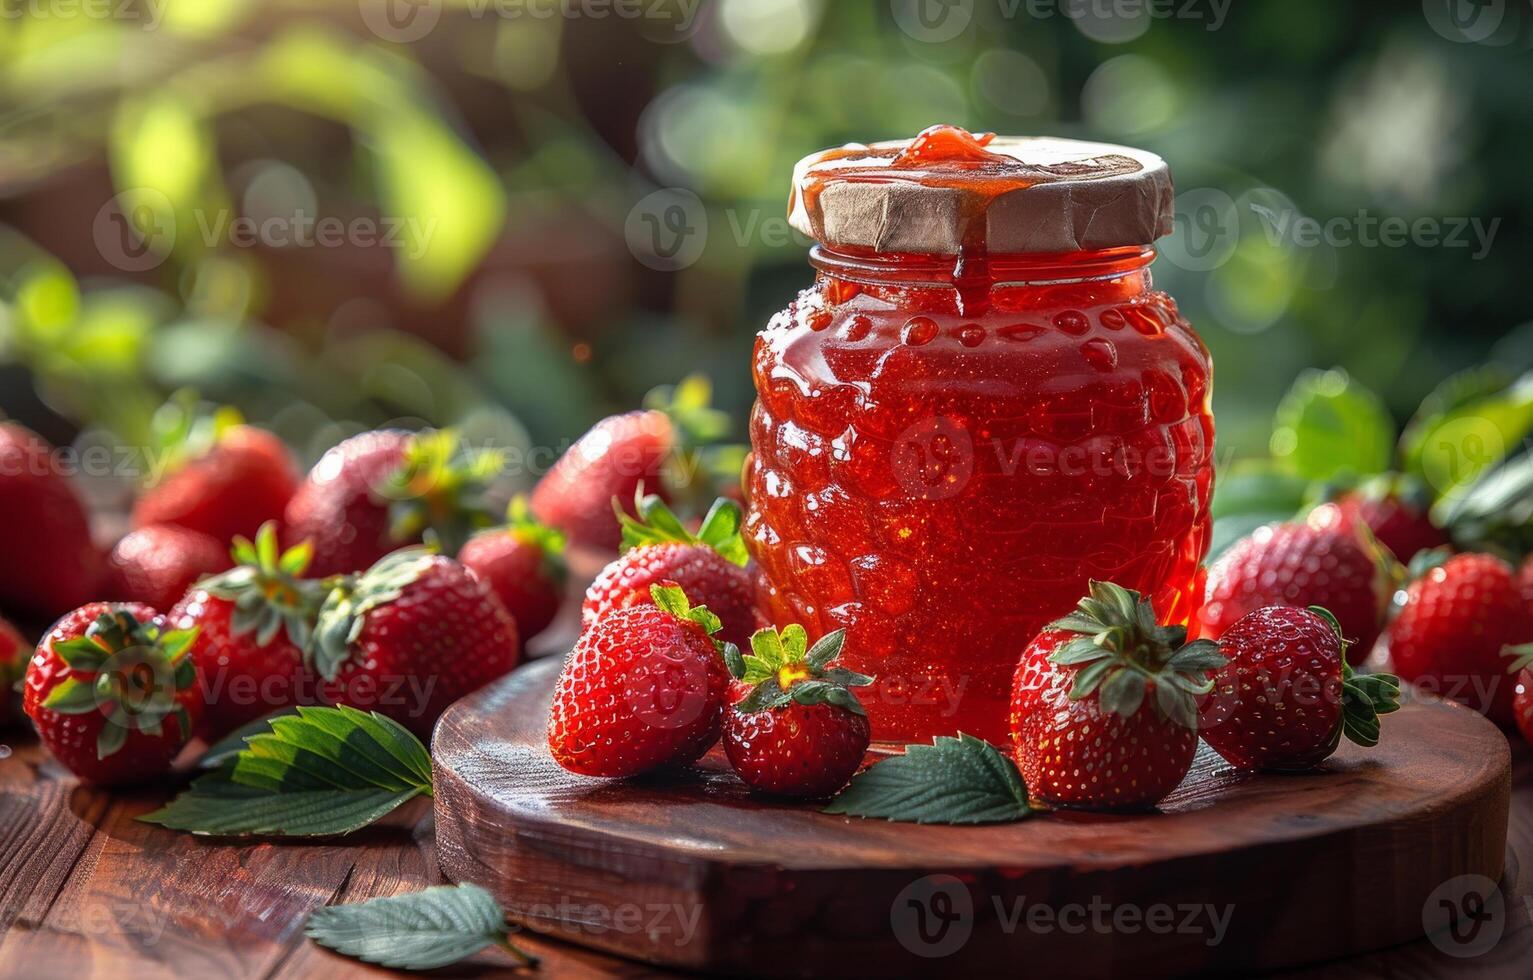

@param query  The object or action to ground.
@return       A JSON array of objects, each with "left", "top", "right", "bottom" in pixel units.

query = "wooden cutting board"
[{"left": 432, "top": 658, "right": 1511, "bottom": 977}]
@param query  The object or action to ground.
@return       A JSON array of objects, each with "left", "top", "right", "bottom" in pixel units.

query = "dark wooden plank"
[{"left": 432, "top": 659, "right": 1512, "bottom": 977}]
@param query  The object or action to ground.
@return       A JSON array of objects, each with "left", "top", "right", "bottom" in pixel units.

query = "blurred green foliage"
[{"left": 0, "top": 0, "right": 1528, "bottom": 486}]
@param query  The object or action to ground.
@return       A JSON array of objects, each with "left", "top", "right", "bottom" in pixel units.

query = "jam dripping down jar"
[{"left": 744, "top": 125, "right": 1214, "bottom": 744}]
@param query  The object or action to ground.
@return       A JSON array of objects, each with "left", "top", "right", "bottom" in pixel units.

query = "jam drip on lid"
[{"left": 788, "top": 125, "right": 1157, "bottom": 316}]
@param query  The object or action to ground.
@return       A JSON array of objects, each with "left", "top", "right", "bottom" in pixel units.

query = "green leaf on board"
[
  {"left": 306, "top": 883, "right": 537, "bottom": 971},
  {"left": 823, "top": 733, "right": 1033, "bottom": 825}
]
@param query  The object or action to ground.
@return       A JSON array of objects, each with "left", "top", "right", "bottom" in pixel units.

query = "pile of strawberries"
[
  {"left": 545, "top": 493, "right": 875, "bottom": 798},
  {"left": 0, "top": 382, "right": 734, "bottom": 785}
]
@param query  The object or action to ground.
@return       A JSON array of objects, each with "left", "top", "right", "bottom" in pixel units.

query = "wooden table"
[{"left": 1, "top": 714, "right": 1529, "bottom": 979}]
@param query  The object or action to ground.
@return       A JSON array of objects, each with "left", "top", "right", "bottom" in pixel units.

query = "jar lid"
[{"left": 787, "top": 125, "right": 1174, "bottom": 255}]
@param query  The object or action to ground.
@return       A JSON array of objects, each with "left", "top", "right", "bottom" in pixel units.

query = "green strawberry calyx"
[
  {"left": 1048, "top": 580, "right": 1226, "bottom": 731},
  {"left": 1308, "top": 606, "right": 1402, "bottom": 749},
  {"left": 147, "top": 388, "right": 243, "bottom": 485},
  {"left": 493, "top": 495, "right": 567, "bottom": 584},
  {"left": 616, "top": 490, "right": 749, "bottom": 567},
  {"left": 309, "top": 549, "right": 438, "bottom": 682},
  {"left": 724, "top": 624, "right": 873, "bottom": 717},
  {"left": 1503, "top": 642, "right": 1533, "bottom": 677},
  {"left": 43, "top": 609, "right": 199, "bottom": 759},
  {"left": 379, "top": 428, "right": 504, "bottom": 559},
  {"left": 199, "top": 522, "right": 326, "bottom": 653},
  {"left": 643, "top": 374, "right": 747, "bottom": 511}
]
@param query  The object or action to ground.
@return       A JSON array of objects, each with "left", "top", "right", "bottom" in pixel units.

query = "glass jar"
[{"left": 744, "top": 127, "right": 1214, "bottom": 744}]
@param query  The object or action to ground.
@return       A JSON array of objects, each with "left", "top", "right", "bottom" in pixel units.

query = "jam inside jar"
[{"left": 745, "top": 127, "right": 1214, "bottom": 744}]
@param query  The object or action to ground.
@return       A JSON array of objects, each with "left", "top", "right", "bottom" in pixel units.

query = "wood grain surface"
[
  {"left": 0, "top": 654, "right": 1530, "bottom": 977},
  {"left": 432, "top": 658, "right": 1519, "bottom": 977}
]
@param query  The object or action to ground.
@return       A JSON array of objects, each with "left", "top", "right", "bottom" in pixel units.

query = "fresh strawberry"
[
  {"left": 1201, "top": 605, "right": 1400, "bottom": 771},
  {"left": 548, "top": 584, "right": 731, "bottom": 778},
  {"left": 721, "top": 625, "right": 872, "bottom": 798},
  {"left": 1011, "top": 581, "right": 1226, "bottom": 810},
  {"left": 169, "top": 523, "right": 326, "bottom": 739},
  {"left": 530, "top": 375, "right": 734, "bottom": 551},
  {"left": 0, "top": 615, "right": 27, "bottom": 725},
  {"left": 22, "top": 603, "right": 201, "bottom": 785},
  {"left": 309, "top": 550, "right": 520, "bottom": 739},
  {"left": 132, "top": 394, "right": 298, "bottom": 544},
  {"left": 0, "top": 422, "right": 105, "bottom": 618},
  {"left": 104, "top": 524, "right": 231, "bottom": 612},
  {"left": 583, "top": 495, "right": 756, "bottom": 649},
  {"left": 283, "top": 429, "right": 503, "bottom": 577},
  {"left": 1326, "top": 475, "right": 1448, "bottom": 564},
  {"left": 1385, "top": 551, "right": 1533, "bottom": 727},
  {"left": 1196, "top": 504, "right": 1401, "bottom": 664},
  {"left": 459, "top": 497, "right": 567, "bottom": 644},
  {"left": 1507, "top": 645, "right": 1533, "bottom": 747}
]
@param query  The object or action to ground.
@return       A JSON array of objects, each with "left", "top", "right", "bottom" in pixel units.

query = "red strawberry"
[
  {"left": 548, "top": 584, "right": 731, "bottom": 777},
  {"left": 721, "top": 625, "right": 872, "bottom": 798},
  {"left": 459, "top": 497, "right": 567, "bottom": 644},
  {"left": 1385, "top": 552, "right": 1532, "bottom": 727},
  {"left": 1010, "top": 581, "right": 1225, "bottom": 810},
  {"left": 133, "top": 395, "right": 298, "bottom": 543},
  {"left": 104, "top": 524, "right": 231, "bottom": 611},
  {"left": 22, "top": 603, "right": 202, "bottom": 785},
  {"left": 310, "top": 550, "right": 520, "bottom": 739},
  {"left": 0, "top": 422, "right": 105, "bottom": 618},
  {"left": 530, "top": 375, "right": 734, "bottom": 551},
  {"left": 1196, "top": 504, "right": 1400, "bottom": 664},
  {"left": 283, "top": 429, "right": 503, "bottom": 577},
  {"left": 583, "top": 495, "right": 756, "bottom": 650},
  {"left": 1507, "top": 645, "right": 1533, "bottom": 747},
  {"left": 1201, "top": 605, "right": 1401, "bottom": 771},
  {"left": 1327, "top": 476, "right": 1448, "bottom": 564},
  {"left": 0, "top": 615, "right": 28, "bottom": 726},
  {"left": 169, "top": 523, "right": 326, "bottom": 739},
  {"left": 1520, "top": 556, "right": 1533, "bottom": 592}
]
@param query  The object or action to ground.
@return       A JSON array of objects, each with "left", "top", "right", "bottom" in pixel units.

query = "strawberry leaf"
[
  {"left": 142, "top": 706, "right": 432, "bottom": 837},
  {"left": 824, "top": 733, "right": 1033, "bottom": 825},
  {"left": 306, "top": 883, "right": 537, "bottom": 971},
  {"left": 1272, "top": 368, "right": 1394, "bottom": 482},
  {"left": 199, "top": 708, "right": 301, "bottom": 769}
]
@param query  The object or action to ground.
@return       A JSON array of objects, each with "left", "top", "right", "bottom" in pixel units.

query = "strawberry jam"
[{"left": 746, "top": 127, "right": 1213, "bottom": 744}]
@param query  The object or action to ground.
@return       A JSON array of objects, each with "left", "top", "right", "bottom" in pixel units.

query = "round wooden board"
[{"left": 433, "top": 658, "right": 1512, "bottom": 977}]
